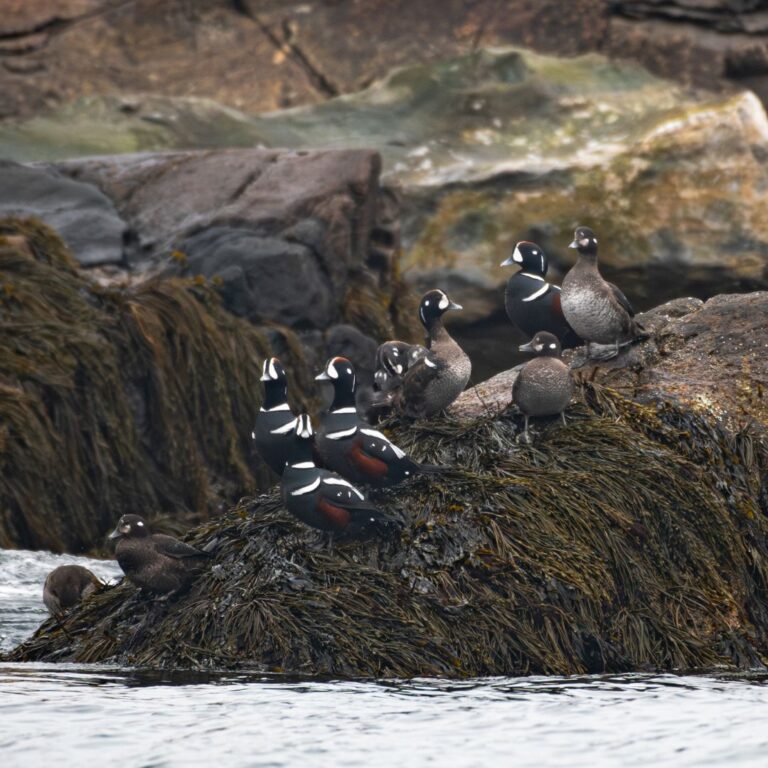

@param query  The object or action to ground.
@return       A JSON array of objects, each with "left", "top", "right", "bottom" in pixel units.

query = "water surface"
[{"left": 2, "top": 549, "right": 766, "bottom": 768}]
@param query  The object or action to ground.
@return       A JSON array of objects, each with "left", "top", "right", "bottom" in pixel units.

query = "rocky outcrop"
[
  {"left": 0, "top": 150, "right": 412, "bottom": 395},
  {"left": 0, "top": 160, "right": 125, "bottom": 266},
  {"left": 8, "top": 290, "right": 768, "bottom": 675},
  {"left": 7, "top": 48, "right": 768, "bottom": 333},
  {"left": 451, "top": 292, "right": 768, "bottom": 432},
  {"left": 2, "top": 1, "right": 766, "bottom": 126}
]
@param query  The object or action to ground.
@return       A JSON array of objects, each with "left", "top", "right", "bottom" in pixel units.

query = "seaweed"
[
  {"left": 0, "top": 218, "right": 316, "bottom": 552},
  {"left": 10, "top": 389, "right": 768, "bottom": 676}
]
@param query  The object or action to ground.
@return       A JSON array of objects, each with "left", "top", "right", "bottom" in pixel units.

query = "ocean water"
[{"left": 1, "top": 549, "right": 767, "bottom": 768}]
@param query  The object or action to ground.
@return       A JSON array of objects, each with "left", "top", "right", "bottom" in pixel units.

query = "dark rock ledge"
[{"left": 7, "top": 293, "right": 768, "bottom": 676}]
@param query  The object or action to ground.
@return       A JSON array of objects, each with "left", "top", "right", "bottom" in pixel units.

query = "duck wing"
[
  {"left": 316, "top": 474, "right": 397, "bottom": 533},
  {"left": 153, "top": 535, "right": 209, "bottom": 559},
  {"left": 607, "top": 281, "right": 635, "bottom": 317}
]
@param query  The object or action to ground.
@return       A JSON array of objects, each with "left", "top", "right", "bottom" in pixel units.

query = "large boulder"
[
  {"left": 8, "top": 290, "right": 768, "bottom": 675},
  {"left": 9, "top": 48, "right": 768, "bottom": 328},
  {"left": 0, "top": 160, "right": 126, "bottom": 266}
]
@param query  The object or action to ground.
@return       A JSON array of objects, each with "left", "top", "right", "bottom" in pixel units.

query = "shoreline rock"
[{"left": 8, "top": 290, "right": 768, "bottom": 675}]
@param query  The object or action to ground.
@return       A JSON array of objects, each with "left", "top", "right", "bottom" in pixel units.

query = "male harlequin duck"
[
  {"left": 108, "top": 514, "right": 210, "bottom": 593},
  {"left": 391, "top": 289, "right": 471, "bottom": 419},
  {"left": 43, "top": 564, "right": 101, "bottom": 616},
  {"left": 373, "top": 340, "right": 428, "bottom": 393},
  {"left": 501, "top": 240, "right": 580, "bottom": 348},
  {"left": 315, "top": 356, "right": 440, "bottom": 487},
  {"left": 512, "top": 331, "right": 573, "bottom": 444},
  {"left": 561, "top": 226, "right": 644, "bottom": 359},
  {"left": 251, "top": 357, "right": 297, "bottom": 475},
  {"left": 281, "top": 414, "right": 396, "bottom": 535}
]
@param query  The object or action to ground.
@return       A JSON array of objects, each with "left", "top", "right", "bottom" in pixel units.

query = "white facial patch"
[
  {"left": 534, "top": 343, "right": 544, "bottom": 352},
  {"left": 512, "top": 245, "right": 523, "bottom": 263},
  {"left": 549, "top": 343, "right": 557, "bottom": 350},
  {"left": 395, "top": 364, "right": 403, "bottom": 374},
  {"left": 438, "top": 293, "right": 449, "bottom": 310},
  {"left": 136, "top": 521, "right": 144, "bottom": 527},
  {"left": 331, "top": 407, "right": 357, "bottom": 414},
  {"left": 326, "top": 363, "right": 338, "bottom": 380},
  {"left": 425, "top": 358, "right": 438, "bottom": 369}
]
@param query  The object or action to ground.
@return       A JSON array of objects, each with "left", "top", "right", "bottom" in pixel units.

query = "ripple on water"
[{"left": 1, "top": 550, "right": 767, "bottom": 768}]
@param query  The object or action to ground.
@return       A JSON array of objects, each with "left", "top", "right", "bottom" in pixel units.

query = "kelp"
[
  {"left": 9, "top": 385, "right": 768, "bottom": 676},
  {"left": 0, "top": 218, "right": 316, "bottom": 552}
]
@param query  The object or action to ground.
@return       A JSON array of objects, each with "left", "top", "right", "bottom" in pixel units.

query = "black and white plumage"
[
  {"left": 561, "top": 226, "right": 644, "bottom": 359},
  {"left": 512, "top": 331, "right": 574, "bottom": 444},
  {"left": 501, "top": 241, "right": 580, "bottom": 348},
  {"left": 315, "top": 356, "right": 440, "bottom": 487},
  {"left": 373, "top": 340, "right": 428, "bottom": 393},
  {"left": 108, "top": 514, "right": 210, "bottom": 593},
  {"left": 43, "top": 564, "right": 101, "bottom": 615},
  {"left": 251, "top": 357, "right": 298, "bottom": 476},
  {"left": 281, "top": 415, "right": 396, "bottom": 535}
]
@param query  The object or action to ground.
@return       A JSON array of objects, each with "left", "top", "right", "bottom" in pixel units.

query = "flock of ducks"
[{"left": 42, "top": 226, "right": 646, "bottom": 612}]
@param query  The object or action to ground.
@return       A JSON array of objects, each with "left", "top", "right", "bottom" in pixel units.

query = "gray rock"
[
  {"left": 181, "top": 227, "right": 335, "bottom": 328},
  {"left": 0, "top": 161, "right": 126, "bottom": 266}
]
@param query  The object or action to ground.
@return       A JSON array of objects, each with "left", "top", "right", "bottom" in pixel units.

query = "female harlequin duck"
[
  {"left": 43, "top": 564, "right": 101, "bottom": 616},
  {"left": 315, "top": 356, "right": 440, "bottom": 487},
  {"left": 389, "top": 289, "right": 471, "bottom": 419},
  {"left": 251, "top": 357, "right": 298, "bottom": 475},
  {"left": 108, "top": 514, "right": 210, "bottom": 594},
  {"left": 373, "top": 340, "right": 427, "bottom": 393},
  {"left": 512, "top": 331, "right": 574, "bottom": 444},
  {"left": 501, "top": 240, "right": 580, "bottom": 348},
  {"left": 561, "top": 226, "right": 644, "bottom": 359},
  {"left": 281, "top": 414, "right": 396, "bottom": 536}
]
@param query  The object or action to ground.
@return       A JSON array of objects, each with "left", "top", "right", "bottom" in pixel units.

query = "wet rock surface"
[
  {"left": 7, "top": 289, "right": 768, "bottom": 675},
  {"left": 451, "top": 292, "right": 768, "bottom": 435}
]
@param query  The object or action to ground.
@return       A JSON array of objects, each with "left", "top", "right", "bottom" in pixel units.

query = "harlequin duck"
[
  {"left": 43, "top": 564, "right": 101, "bottom": 615},
  {"left": 561, "top": 226, "right": 644, "bottom": 359},
  {"left": 373, "top": 340, "right": 428, "bottom": 393},
  {"left": 315, "top": 356, "right": 440, "bottom": 486},
  {"left": 512, "top": 331, "right": 573, "bottom": 444},
  {"left": 108, "top": 514, "right": 210, "bottom": 593},
  {"left": 281, "top": 414, "right": 396, "bottom": 535},
  {"left": 251, "top": 357, "right": 297, "bottom": 475},
  {"left": 392, "top": 289, "right": 471, "bottom": 419},
  {"left": 501, "top": 241, "right": 580, "bottom": 348}
]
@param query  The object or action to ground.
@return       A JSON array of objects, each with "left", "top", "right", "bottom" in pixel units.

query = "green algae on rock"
[{"left": 0, "top": 218, "right": 317, "bottom": 553}]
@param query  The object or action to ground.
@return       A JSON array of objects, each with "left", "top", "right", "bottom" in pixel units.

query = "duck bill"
[
  {"left": 447, "top": 301, "right": 463, "bottom": 311},
  {"left": 315, "top": 371, "right": 331, "bottom": 381},
  {"left": 108, "top": 527, "right": 122, "bottom": 540},
  {"left": 500, "top": 256, "right": 515, "bottom": 267},
  {"left": 568, "top": 239, "right": 578, "bottom": 249},
  {"left": 518, "top": 341, "right": 534, "bottom": 352}
]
